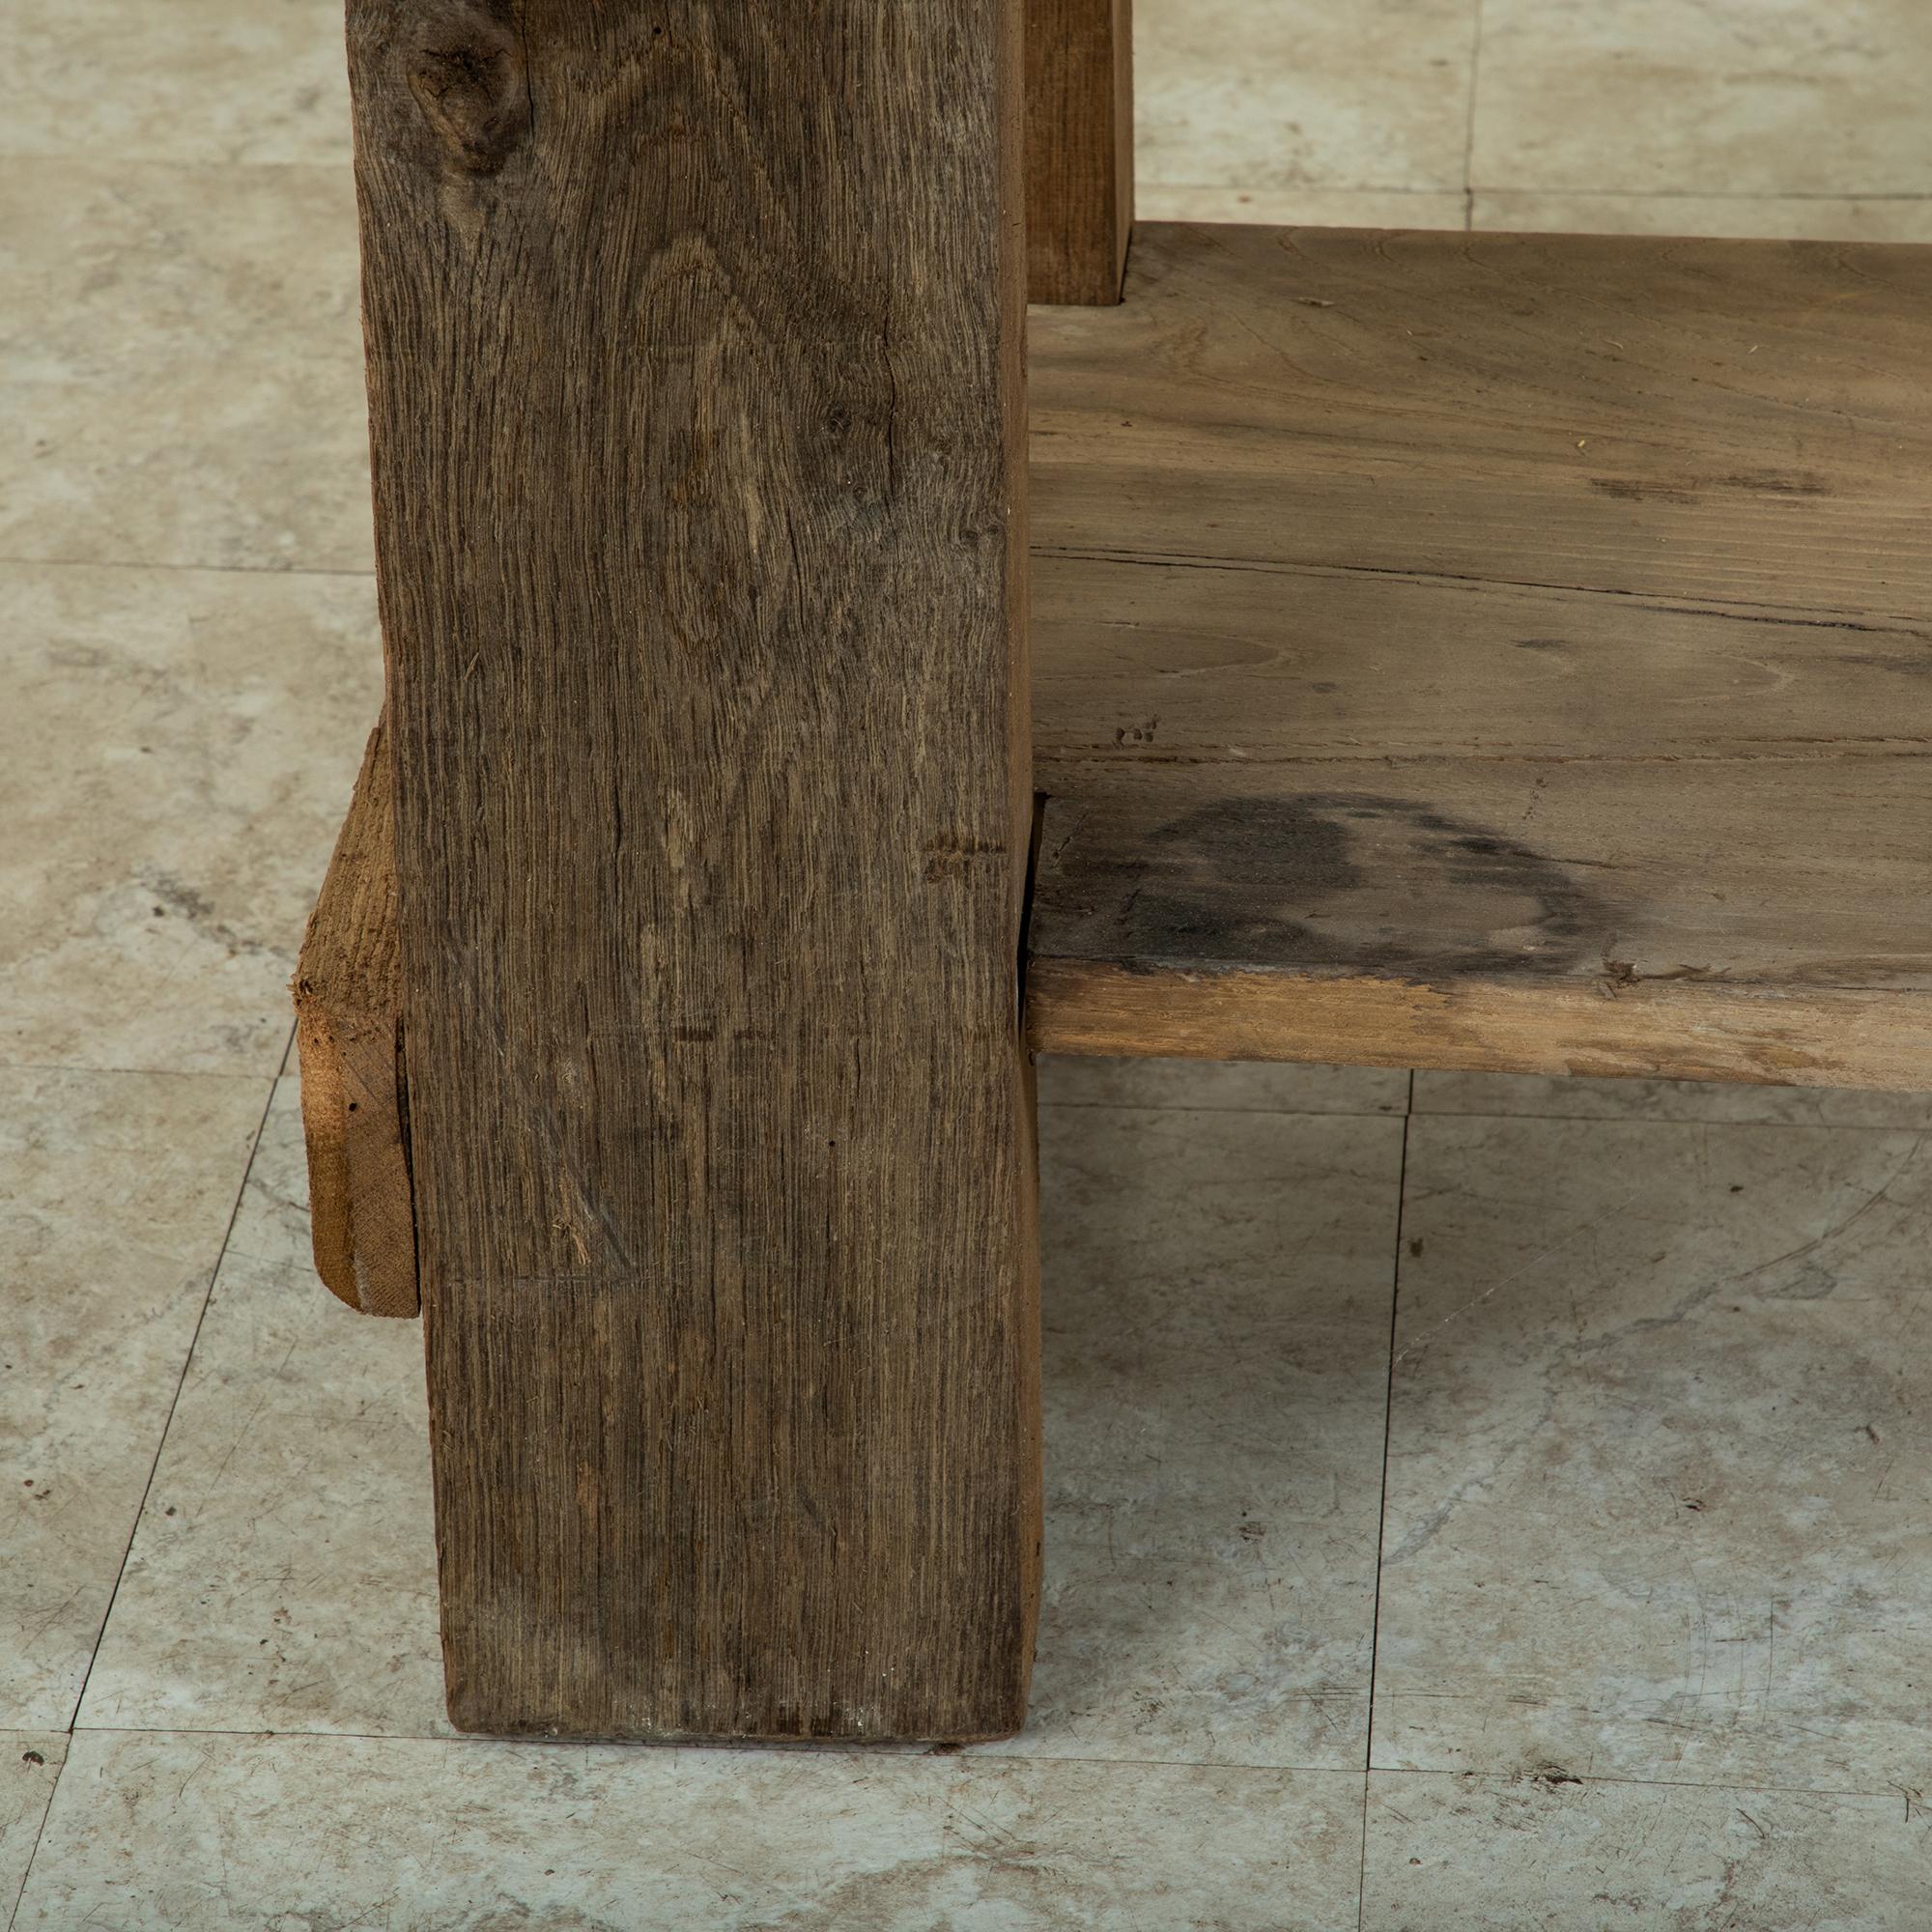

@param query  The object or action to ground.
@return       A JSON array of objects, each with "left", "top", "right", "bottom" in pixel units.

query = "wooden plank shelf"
[
  {"left": 1026, "top": 222, "right": 1932, "bottom": 1091},
  {"left": 299, "top": 221, "right": 1932, "bottom": 1307}
]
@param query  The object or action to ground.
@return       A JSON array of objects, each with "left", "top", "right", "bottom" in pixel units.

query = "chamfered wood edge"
[
  {"left": 292, "top": 714, "right": 418, "bottom": 1319},
  {"left": 1025, "top": 956, "right": 1932, "bottom": 1094}
]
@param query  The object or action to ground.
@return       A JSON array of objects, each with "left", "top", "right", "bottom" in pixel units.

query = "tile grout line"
[
  {"left": 1038, "top": 1097, "right": 1930, "bottom": 1132},
  {"left": 57, "top": 1028, "right": 294, "bottom": 1739},
  {"left": 1382, "top": 1106, "right": 1929, "bottom": 1131},
  {"left": 55, "top": 1722, "right": 1381, "bottom": 1776},
  {"left": 36, "top": 1713, "right": 1924, "bottom": 1803},
  {"left": 1360, "top": 1763, "right": 1915, "bottom": 1803},
  {"left": 1357, "top": 1082, "right": 1414, "bottom": 1928},
  {"left": 0, "top": 554, "right": 377, "bottom": 581},
  {"left": 2, "top": 1748, "right": 56, "bottom": 1932},
  {"left": 1462, "top": 0, "right": 1485, "bottom": 232},
  {"left": 3, "top": 1783, "right": 45, "bottom": 1932},
  {"left": 12, "top": 1039, "right": 293, "bottom": 1924},
  {"left": 0, "top": 1060, "right": 283, "bottom": 1083},
  {"left": 1471, "top": 186, "right": 1932, "bottom": 204},
  {"left": 1136, "top": 181, "right": 1932, "bottom": 205}
]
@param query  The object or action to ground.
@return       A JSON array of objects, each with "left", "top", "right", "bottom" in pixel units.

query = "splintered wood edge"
[
  {"left": 292, "top": 714, "right": 418, "bottom": 1318},
  {"left": 1025, "top": 957, "right": 1932, "bottom": 1094}
]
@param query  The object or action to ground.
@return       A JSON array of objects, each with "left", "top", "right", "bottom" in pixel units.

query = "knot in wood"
[{"left": 408, "top": 18, "right": 527, "bottom": 175}]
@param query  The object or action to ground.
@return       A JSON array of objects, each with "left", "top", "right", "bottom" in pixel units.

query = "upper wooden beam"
[
  {"left": 1026, "top": 0, "right": 1132, "bottom": 302},
  {"left": 346, "top": 0, "right": 1038, "bottom": 1741}
]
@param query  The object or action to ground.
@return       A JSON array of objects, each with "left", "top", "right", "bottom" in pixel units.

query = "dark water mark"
[{"left": 1077, "top": 791, "right": 1606, "bottom": 980}]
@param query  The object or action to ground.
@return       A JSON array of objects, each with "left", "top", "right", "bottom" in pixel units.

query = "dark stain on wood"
[
  {"left": 1039, "top": 791, "right": 1605, "bottom": 981},
  {"left": 1590, "top": 477, "right": 1699, "bottom": 505}
]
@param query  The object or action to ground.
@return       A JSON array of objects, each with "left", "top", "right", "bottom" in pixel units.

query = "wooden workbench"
[{"left": 297, "top": 0, "right": 1931, "bottom": 1742}]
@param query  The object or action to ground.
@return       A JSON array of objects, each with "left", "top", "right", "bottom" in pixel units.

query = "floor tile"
[
  {"left": 1362, "top": 1770, "right": 1929, "bottom": 1929},
  {"left": 78, "top": 1079, "right": 444, "bottom": 1740},
  {"left": 1474, "top": 189, "right": 1932, "bottom": 242},
  {"left": 978, "top": 1104, "right": 1403, "bottom": 1768},
  {"left": 1412, "top": 1071, "right": 1932, "bottom": 1129},
  {"left": 1039, "top": 1054, "right": 1408, "bottom": 1116},
  {"left": 2, "top": 562, "right": 382, "bottom": 1076},
  {"left": 1373, "top": 1115, "right": 1932, "bottom": 1792},
  {"left": 0, "top": 1066, "right": 269, "bottom": 1729},
  {"left": 0, "top": 157, "right": 368, "bottom": 573},
  {"left": 1137, "top": 185, "right": 1467, "bottom": 228},
  {"left": 17, "top": 1731, "right": 1367, "bottom": 1931},
  {"left": 1137, "top": 0, "right": 1479, "bottom": 194},
  {"left": 0, "top": 0, "right": 351, "bottom": 166},
  {"left": 13, "top": 2, "right": 1932, "bottom": 1917},
  {"left": 1, "top": 1734, "right": 64, "bottom": 1930},
  {"left": 83, "top": 1086, "right": 1407, "bottom": 1763},
  {"left": 1472, "top": 0, "right": 1932, "bottom": 198}
]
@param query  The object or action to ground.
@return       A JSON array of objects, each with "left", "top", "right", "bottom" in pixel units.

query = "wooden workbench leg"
[
  {"left": 347, "top": 0, "right": 1039, "bottom": 1742},
  {"left": 1028, "top": 0, "right": 1133, "bottom": 302}
]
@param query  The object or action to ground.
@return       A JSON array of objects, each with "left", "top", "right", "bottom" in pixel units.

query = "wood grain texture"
[
  {"left": 1025, "top": 224, "right": 1932, "bottom": 1088},
  {"left": 292, "top": 716, "right": 416, "bottom": 1319},
  {"left": 1026, "top": 0, "right": 1131, "bottom": 303},
  {"left": 348, "top": 0, "right": 1037, "bottom": 1741},
  {"left": 1027, "top": 765, "right": 1932, "bottom": 1090},
  {"left": 1031, "top": 224, "right": 1932, "bottom": 619},
  {"left": 300, "top": 218, "right": 1932, "bottom": 1329}
]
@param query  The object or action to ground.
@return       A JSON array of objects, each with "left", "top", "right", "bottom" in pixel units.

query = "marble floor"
[{"left": 4, "top": 1, "right": 1930, "bottom": 1925}]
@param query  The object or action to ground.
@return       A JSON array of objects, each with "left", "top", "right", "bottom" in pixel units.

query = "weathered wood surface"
[
  {"left": 300, "top": 218, "right": 1932, "bottom": 1341},
  {"left": 1031, "top": 224, "right": 1932, "bottom": 618},
  {"left": 292, "top": 717, "right": 416, "bottom": 1318},
  {"left": 346, "top": 0, "right": 1038, "bottom": 1740},
  {"left": 1026, "top": 0, "right": 1132, "bottom": 303},
  {"left": 1027, "top": 770, "right": 1932, "bottom": 1090},
  {"left": 1026, "top": 223, "right": 1932, "bottom": 1088},
  {"left": 316, "top": 707, "right": 1932, "bottom": 1106},
  {"left": 1030, "top": 952, "right": 1932, "bottom": 1091}
]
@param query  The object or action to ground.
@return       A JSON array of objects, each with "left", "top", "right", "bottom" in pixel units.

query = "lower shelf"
[
  {"left": 1027, "top": 783, "right": 1932, "bottom": 1086},
  {"left": 1024, "top": 753, "right": 1932, "bottom": 1089},
  {"left": 1025, "top": 221, "right": 1932, "bottom": 1091},
  {"left": 298, "top": 219, "right": 1932, "bottom": 1306}
]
